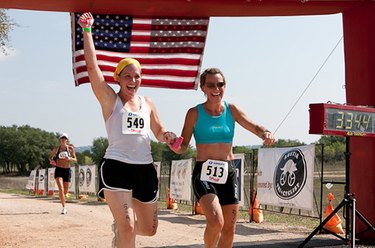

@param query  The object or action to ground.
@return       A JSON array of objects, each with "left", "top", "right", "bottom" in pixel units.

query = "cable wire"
[{"left": 273, "top": 36, "right": 344, "bottom": 135}]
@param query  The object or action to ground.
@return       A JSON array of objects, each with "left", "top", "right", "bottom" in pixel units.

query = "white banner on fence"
[
  {"left": 69, "top": 167, "right": 76, "bottom": 193},
  {"left": 234, "top": 153, "right": 245, "bottom": 207},
  {"left": 257, "top": 144, "right": 315, "bottom": 211},
  {"left": 26, "top": 169, "right": 36, "bottom": 190},
  {"left": 78, "top": 165, "right": 96, "bottom": 193},
  {"left": 47, "top": 167, "right": 58, "bottom": 191},
  {"left": 170, "top": 159, "right": 192, "bottom": 202},
  {"left": 154, "top": 162, "right": 161, "bottom": 198},
  {"left": 38, "top": 169, "right": 46, "bottom": 193}
]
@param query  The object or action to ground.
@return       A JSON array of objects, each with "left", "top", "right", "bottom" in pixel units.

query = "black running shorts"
[
  {"left": 192, "top": 160, "right": 239, "bottom": 206},
  {"left": 98, "top": 159, "right": 158, "bottom": 203},
  {"left": 54, "top": 167, "right": 71, "bottom": 183}
]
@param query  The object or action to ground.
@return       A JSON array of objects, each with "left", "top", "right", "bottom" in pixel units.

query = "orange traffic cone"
[
  {"left": 249, "top": 190, "right": 263, "bottom": 223},
  {"left": 323, "top": 193, "right": 345, "bottom": 234},
  {"left": 33, "top": 185, "right": 37, "bottom": 196},
  {"left": 166, "top": 188, "right": 178, "bottom": 210},
  {"left": 195, "top": 201, "right": 204, "bottom": 215},
  {"left": 78, "top": 194, "right": 88, "bottom": 200}
]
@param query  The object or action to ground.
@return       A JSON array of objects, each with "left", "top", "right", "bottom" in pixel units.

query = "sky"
[{"left": 0, "top": 9, "right": 346, "bottom": 147}]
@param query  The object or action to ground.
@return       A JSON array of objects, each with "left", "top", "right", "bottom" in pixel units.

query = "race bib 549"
[{"left": 122, "top": 111, "right": 147, "bottom": 135}]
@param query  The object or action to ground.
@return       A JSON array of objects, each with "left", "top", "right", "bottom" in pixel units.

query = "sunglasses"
[
  {"left": 205, "top": 82, "right": 226, "bottom": 89},
  {"left": 60, "top": 137, "right": 68, "bottom": 140}
]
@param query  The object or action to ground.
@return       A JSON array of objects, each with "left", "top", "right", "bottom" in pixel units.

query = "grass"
[{"left": 0, "top": 188, "right": 32, "bottom": 195}]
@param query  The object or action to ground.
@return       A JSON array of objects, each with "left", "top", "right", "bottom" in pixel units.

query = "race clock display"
[{"left": 309, "top": 103, "right": 375, "bottom": 137}]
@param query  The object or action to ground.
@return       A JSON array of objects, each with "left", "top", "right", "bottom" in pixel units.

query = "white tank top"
[{"left": 104, "top": 95, "right": 153, "bottom": 164}]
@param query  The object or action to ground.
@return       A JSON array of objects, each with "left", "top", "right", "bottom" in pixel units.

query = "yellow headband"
[{"left": 113, "top": 58, "right": 141, "bottom": 82}]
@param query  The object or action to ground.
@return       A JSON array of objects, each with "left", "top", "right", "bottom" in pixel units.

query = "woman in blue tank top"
[{"left": 170, "top": 68, "right": 276, "bottom": 247}]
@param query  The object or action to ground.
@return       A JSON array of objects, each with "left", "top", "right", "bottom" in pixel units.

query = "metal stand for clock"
[{"left": 299, "top": 136, "right": 375, "bottom": 247}]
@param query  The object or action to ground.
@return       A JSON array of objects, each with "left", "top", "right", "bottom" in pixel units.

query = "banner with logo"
[
  {"left": 234, "top": 154, "right": 245, "bottom": 207},
  {"left": 26, "top": 169, "right": 36, "bottom": 190},
  {"left": 68, "top": 167, "right": 76, "bottom": 193},
  {"left": 257, "top": 145, "right": 315, "bottom": 211},
  {"left": 38, "top": 169, "right": 46, "bottom": 195},
  {"left": 78, "top": 165, "right": 96, "bottom": 193},
  {"left": 170, "top": 159, "right": 192, "bottom": 202},
  {"left": 47, "top": 167, "right": 58, "bottom": 192}
]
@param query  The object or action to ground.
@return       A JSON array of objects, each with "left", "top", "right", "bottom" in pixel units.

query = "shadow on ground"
[
  {"left": 138, "top": 239, "right": 346, "bottom": 248},
  {"left": 234, "top": 237, "right": 345, "bottom": 248},
  {"left": 141, "top": 238, "right": 346, "bottom": 248},
  {"left": 158, "top": 210, "right": 206, "bottom": 225}
]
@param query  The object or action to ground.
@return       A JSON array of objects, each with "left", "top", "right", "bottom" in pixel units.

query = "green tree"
[
  {"left": 91, "top": 137, "right": 108, "bottom": 165},
  {"left": 76, "top": 151, "right": 94, "bottom": 165},
  {"left": 151, "top": 140, "right": 165, "bottom": 162},
  {"left": 0, "top": 125, "right": 57, "bottom": 174},
  {"left": 82, "top": 150, "right": 94, "bottom": 164},
  {"left": 316, "top": 135, "right": 346, "bottom": 163},
  {"left": 17, "top": 125, "right": 57, "bottom": 171},
  {"left": 273, "top": 139, "right": 306, "bottom": 147},
  {"left": 162, "top": 144, "right": 196, "bottom": 161},
  {"left": 0, "top": 9, "right": 16, "bottom": 55},
  {"left": 233, "top": 145, "right": 252, "bottom": 154},
  {"left": 151, "top": 140, "right": 196, "bottom": 162},
  {"left": 0, "top": 125, "right": 20, "bottom": 173},
  {"left": 76, "top": 152, "right": 83, "bottom": 165}
]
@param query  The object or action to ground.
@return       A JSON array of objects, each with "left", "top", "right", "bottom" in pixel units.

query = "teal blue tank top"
[{"left": 194, "top": 101, "right": 235, "bottom": 144}]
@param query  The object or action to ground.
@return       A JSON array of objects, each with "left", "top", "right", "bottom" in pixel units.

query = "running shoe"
[{"left": 61, "top": 207, "right": 67, "bottom": 215}]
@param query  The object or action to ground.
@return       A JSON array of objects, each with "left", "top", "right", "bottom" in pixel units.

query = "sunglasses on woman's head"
[{"left": 205, "top": 82, "right": 225, "bottom": 89}]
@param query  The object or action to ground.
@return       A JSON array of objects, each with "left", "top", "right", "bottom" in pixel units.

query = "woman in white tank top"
[{"left": 79, "top": 12, "right": 177, "bottom": 248}]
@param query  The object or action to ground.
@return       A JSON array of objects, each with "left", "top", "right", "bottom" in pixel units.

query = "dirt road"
[{"left": 0, "top": 192, "right": 360, "bottom": 248}]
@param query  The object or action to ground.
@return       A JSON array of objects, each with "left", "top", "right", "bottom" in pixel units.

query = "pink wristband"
[{"left": 172, "top": 137, "right": 184, "bottom": 150}]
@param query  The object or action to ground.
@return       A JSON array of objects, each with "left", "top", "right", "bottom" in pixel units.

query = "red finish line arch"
[{"left": 1, "top": 0, "right": 374, "bottom": 243}]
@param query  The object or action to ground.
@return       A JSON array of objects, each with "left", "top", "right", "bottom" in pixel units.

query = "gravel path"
[{"left": 1, "top": 192, "right": 366, "bottom": 248}]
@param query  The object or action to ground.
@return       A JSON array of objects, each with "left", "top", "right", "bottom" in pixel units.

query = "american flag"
[{"left": 71, "top": 13, "right": 209, "bottom": 90}]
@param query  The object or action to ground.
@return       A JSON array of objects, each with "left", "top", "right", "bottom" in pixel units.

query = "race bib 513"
[{"left": 200, "top": 160, "right": 228, "bottom": 184}]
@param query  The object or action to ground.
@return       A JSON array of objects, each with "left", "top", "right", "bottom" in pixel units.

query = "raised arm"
[{"left": 78, "top": 12, "right": 117, "bottom": 121}]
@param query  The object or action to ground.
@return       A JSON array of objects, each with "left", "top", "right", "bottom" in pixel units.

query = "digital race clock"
[{"left": 309, "top": 103, "right": 375, "bottom": 137}]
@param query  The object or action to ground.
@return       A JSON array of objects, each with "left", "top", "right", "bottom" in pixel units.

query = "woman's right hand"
[{"left": 78, "top": 12, "right": 94, "bottom": 28}]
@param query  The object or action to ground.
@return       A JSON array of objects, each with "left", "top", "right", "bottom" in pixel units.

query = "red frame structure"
[
  {"left": 1, "top": 0, "right": 374, "bottom": 242},
  {"left": 0, "top": 0, "right": 370, "bottom": 17}
]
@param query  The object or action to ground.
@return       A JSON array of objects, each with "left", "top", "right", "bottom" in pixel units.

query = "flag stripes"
[{"left": 71, "top": 13, "right": 209, "bottom": 89}]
